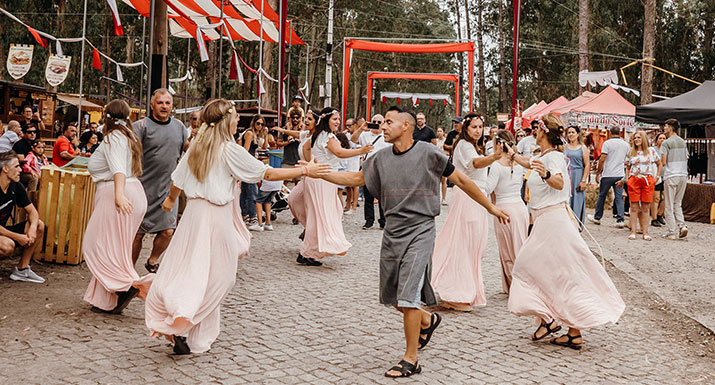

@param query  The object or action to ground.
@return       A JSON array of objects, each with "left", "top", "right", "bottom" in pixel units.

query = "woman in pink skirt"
[
  {"left": 508, "top": 113, "right": 625, "bottom": 350},
  {"left": 296, "top": 107, "right": 371, "bottom": 267},
  {"left": 485, "top": 129, "right": 528, "bottom": 294},
  {"left": 145, "top": 99, "right": 329, "bottom": 354},
  {"left": 431, "top": 113, "right": 502, "bottom": 311},
  {"left": 83, "top": 99, "right": 153, "bottom": 314}
]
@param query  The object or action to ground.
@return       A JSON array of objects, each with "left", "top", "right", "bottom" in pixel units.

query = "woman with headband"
[
  {"left": 484, "top": 129, "right": 528, "bottom": 294},
  {"left": 144, "top": 99, "right": 330, "bottom": 354},
  {"left": 83, "top": 99, "right": 154, "bottom": 314},
  {"left": 294, "top": 107, "right": 372, "bottom": 266},
  {"left": 507, "top": 113, "right": 624, "bottom": 350},
  {"left": 431, "top": 113, "right": 502, "bottom": 312}
]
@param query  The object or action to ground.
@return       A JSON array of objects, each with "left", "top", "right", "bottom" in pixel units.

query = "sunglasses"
[
  {"left": 372, "top": 120, "right": 383, "bottom": 124},
  {"left": 255, "top": 122, "right": 265, "bottom": 126},
  {"left": 191, "top": 117, "right": 199, "bottom": 121},
  {"left": 26, "top": 130, "right": 37, "bottom": 134}
]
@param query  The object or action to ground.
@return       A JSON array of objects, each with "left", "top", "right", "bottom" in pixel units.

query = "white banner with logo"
[
  {"left": 6, "top": 44, "right": 33, "bottom": 79},
  {"left": 562, "top": 111, "right": 657, "bottom": 133},
  {"left": 45, "top": 54, "right": 71, "bottom": 86}
]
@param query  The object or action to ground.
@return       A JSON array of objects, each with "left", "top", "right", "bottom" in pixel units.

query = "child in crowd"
[
  {"left": 252, "top": 176, "right": 283, "bottom": 231},
  {"left": 22, "top": 141, "right": 50, "bottom": 180}
]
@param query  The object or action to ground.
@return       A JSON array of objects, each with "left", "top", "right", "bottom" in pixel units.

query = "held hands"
[
  {"left": 15, "top": 233, "right": 32, "bottom": 247},
  {"left": 299, "top": 157, "right": 331, "bottom": 178},
  {"left": 356, "top": 118, "right": 368, "bottom": 131},
  {"left": 161, "top": 196, "right": 176, "bottom": 212},
  {"left": 115, "top": 194, "right": 134, "bottom": 215},
  {"left": 488, "top": 205, "right": 510, "bottom": 224},
  {"left": 596, "top": 174, "right": 601, "bottom": 184}
]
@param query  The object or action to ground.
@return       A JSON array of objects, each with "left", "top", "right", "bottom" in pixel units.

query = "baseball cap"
[{"left": 452, "top": 116, "right": 464, "bottom": 123}]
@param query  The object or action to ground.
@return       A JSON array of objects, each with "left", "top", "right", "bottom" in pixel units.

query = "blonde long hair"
[
  {"left": 188, "top": 99, "right": 235, "bottom": 182},
  {"left": 104, "top": 99, "right": 143, "bottom": 176},
  {"left": 629, "top": 130, "right": 650, "bottom": 157}
]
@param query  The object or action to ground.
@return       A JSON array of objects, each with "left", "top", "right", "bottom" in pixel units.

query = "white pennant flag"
[
  {"left": 115, "top": 64, "right": 123, "bottom": 82},
  {"left": 168, "top": 85, "right": 176, "bottom": 95},
  {"left": 55, "top": 40, "right": 63, "bottom": 57}
]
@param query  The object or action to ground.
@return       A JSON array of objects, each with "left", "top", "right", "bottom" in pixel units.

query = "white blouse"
[
  {"left": 172, "top": 141, "right": 268, "bottom": 206},
  {"left": 88, "top": 131, "right": 138, "bottom": 183},
  {"left": 485, "top": 161, "right": 525, "bottom": 205},
  {"left": 311, "top": 131, "right": 341, "bottom": 171},
  {"left": 297, "top": 130, "right": 310, "bottom": 162},
  {"left": 527, "top": 150, "right": 571, "bottom": 209},
  {"left": 454, "top": 139, "right": 488, "bottom": 191}
]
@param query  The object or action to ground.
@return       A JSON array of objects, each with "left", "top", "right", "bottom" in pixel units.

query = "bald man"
[{"left": 319, "top": 105, "right": 508, "bottom": 378}]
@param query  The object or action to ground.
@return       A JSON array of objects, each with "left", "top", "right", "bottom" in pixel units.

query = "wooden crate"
[{"left": 35, "top": 167, "right": 96, "bottom": 264}]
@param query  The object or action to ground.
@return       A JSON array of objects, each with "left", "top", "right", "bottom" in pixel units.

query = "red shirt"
[{"left": 52, "top": 136, "right": 76, "bottom": 167}]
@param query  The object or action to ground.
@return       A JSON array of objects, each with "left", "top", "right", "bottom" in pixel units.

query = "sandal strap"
[
  {"left": 544, "top": 320, "right": 558, "bottom": 333},
  {"left": 420, "top": 313, "right": 436, "bottom": 334}
]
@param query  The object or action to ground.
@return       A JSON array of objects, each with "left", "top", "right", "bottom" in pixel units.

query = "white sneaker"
[
  {"left": 10, "top": 266, "right": 45, "bottom": 283},
  {"left": 615, "top": 221, "right": 625, "bottom": 228},
  {"left": 679, "top": 225, "right": 688, "bottom": 238},
  {"left": 344, "top": 209, "right": 353, "bottom": 215},
  {"left": 587, "top": 214, "right": 600, "bottom": 225},
  {"left": 264, "top": 224, "right": 274, "bottom": 231},
  {"left": 248, "top": 223, "right": 264, "bottom": 232},
  {"left": 662, "top": 232, "right": 678, "bottom": 240},
  {"left": 441, "top": 200, "right": 448, "bottom": 206}
]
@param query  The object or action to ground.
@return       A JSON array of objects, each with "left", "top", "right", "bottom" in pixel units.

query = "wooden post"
[{"left": 151, "top": 0, "right": 168, "bottom": 93}]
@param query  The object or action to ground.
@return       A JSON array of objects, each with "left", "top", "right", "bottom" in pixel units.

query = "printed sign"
[
  {"left": 562, "top": 111, "right": 658, "bottom": 133},
  {"left": 6, "top": 44, "right": 33, "bottom": 79},
  {"left": 45, "top": 54, "right": 71, "bottom": 86}
]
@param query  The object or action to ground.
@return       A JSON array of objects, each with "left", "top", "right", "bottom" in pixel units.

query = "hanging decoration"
[
  {"left": 6, "top": 44, "right": 33, "bottom": 79},
  {"left": 106, "top": 0, "right": 123, "bottom": 35},
  {"left": 92, "top": 48, "right": 102, "bottom": 70},
  {"left": 45, "top": 54, "right": 71, "bottom": 86},
  {"left": 380, "top": 91, "right": 453, "bottom": 107},
  {"left": 26, "top": 27, "right": 47, "bottom": 47},
  {"left": 578, "top": 70, "right": 619, "bottom": 87}
]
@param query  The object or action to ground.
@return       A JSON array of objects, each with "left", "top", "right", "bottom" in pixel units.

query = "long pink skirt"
[
  {"left": 299, "top": 177, "right": 351, "bottom": 259},
  {"left": 431, "top": 186, "right": 489, "bottom": 306},
  {"left": 493, "top": 201, "right": 529, "bottom": 294},
  {"left": 288, "top": 178, "right": 306, "bottom": 226},
  {"left": 145, "top": 198, "right": 247, "bottom": 353},
  {"left": 232, "top": 187, "right": 251, "bottom": 259},
  {"left": 508, "top": 203, "right": 625, "bottom": 329},
  {"left": 83, "top": 180, "right": 153, "bottom": 310}
]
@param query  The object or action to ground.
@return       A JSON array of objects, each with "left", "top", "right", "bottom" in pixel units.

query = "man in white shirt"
[
  {"left": 351, "top": 114, "right": 391, "bottom": 229},
  {"left": 660, "top": 118, "right": 689, "bottom": 239},
  {"left": 588, "top": 126, "right": 630, "bottom": 227}
]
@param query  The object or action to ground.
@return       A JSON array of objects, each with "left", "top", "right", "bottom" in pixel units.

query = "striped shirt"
[{"left": 660, "top": 135, "right": 688, "bottom": 180}]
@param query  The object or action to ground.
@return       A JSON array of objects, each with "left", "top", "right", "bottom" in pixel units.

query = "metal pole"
[
  {"left": 510, "top": 0, "right": 522, "bottom": 122},
  {"left": 146, "top": 0, "right": 156, "bottom": 115},
  {"left": 184, "top": 38, "right": 190, "bottom": 121},
  {"left": 77, "top": 0, "right": 88, "bottom": 127},
  {"left": 277, "top": 0, "right": 287, "bottom": 120},
  {"left": 218, "top": 0, "right": 224, "bottom": 98},
  {"left": 257, "top": 0, "right": 265, "bottom": 114},
  {"left": 138, "top": 16, "right": 146, "bottom": 117},
  {"left": 324, "top": 0, "right": 334, "bottom": 107},
  {"left": 285, "top": 20, "right": 292, "bottom": 117},
  {"left": 305, "top": 43, "right": 309, "bottom": 107}
]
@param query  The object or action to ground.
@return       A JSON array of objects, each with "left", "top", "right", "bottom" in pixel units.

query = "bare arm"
[
  {"left": 581, "top": 145, "right": 590, "bottom": 185},
  {"left": 350, "top": 119, "right": 367, "bottom": 144},
  {"left": 321, "top": 170, "right": 365, "bottom": 187},
  {"left": 472, "top": 152, "right": 499, "bottom": 169},
  {"left": 326, "top": 137, "right": 370, "bottom": 159},
  {"left": 242, "top": 131, "right": 254, "bottom": 151},
  {"left": 274, "top": 127, "right": 302, "bottom": 138},
  {"left": 530, "top": 159, "right": 564, "bottom": 190},
  {"left": 447, "top": 169, "right": 509, "bottom": 223},
  {"left": 431, "top": 138, "right": 437, "bottom": 145},
  {"left": 161, "top": 183, "right": 183, "bottom": 212},
  {"left": 264, "top": 158, "right": 330, "bottom": 181}
]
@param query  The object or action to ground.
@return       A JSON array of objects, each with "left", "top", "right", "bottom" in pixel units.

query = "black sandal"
[
  {"left": 551, "top": 334, "right": 583, "bottom": 350},
  {"left": 532, "top": 320, "right": 562, "bottom": 341},
  {"left": 112, "top": 287, "right": 139, "bottom": 314},
  {"left": 384, "top": 359, "right": 421, "bottom": 378},
  {"left": 418, "top": 312, "right": 442, "bottom": 350},
  {"left": 145, "top": 260, "right": 160, "bottom": 273},
  {"left": 173, "top": 335, "right": 191, "bottom": 355}
]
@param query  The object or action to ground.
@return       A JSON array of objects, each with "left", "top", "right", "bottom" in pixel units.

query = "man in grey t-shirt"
[
  {"left": 319, "top": 106, "right": 508, "bottom": 378},
  {"left": 588, "top": 126, "right": 630, "bottom": 226},
  {"left": 660, "top": 118, "right": 689, "bottom": 239},
  {"left": 132, "top": 89, "right": 188, "bottom": 272}
]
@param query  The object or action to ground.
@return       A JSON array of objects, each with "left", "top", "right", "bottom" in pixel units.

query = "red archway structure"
[
  {"left": 342, "top": 38, "right": 475, "bottom": 126},
  {"left": 366, "top": 72, "right": 460, "bottom": 120}
]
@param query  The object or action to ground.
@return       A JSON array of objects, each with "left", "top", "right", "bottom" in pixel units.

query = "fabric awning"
[{"left": 56, "top": 94, "right": 104, "bottom": 111}]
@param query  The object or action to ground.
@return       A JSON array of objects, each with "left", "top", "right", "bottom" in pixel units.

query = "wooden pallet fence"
[{"left": 35, "top": 167, "right": 96, "bottom": 265}]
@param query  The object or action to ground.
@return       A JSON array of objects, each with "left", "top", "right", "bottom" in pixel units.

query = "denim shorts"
[{"left": 256, "top": 190, "right": 277, "bottom": 204}]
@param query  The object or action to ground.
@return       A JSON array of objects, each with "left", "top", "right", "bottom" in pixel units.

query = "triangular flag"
[
  {"left": 443, "top": 99, "right": 448, "bottom": 106},
  {"left": 114, "top": 21, "right": 124, "bottom": 36},
  {"left": 106, "top": 0, "right": 124, "bottom": 35},
  {"left": 92, "top": 48, "right": 102, "bottom": 70},
  {"left": 27, "top": 27, "right": 47, "bottom": 47},
  {"left": 116, "top": 64, "right": 123, "bottom": 82},
  {"left": 397, "top": 98, "right": 401, "bottom": 105},
  {"left": 168, "top": 85, "right": 176, "bottom": 95},
  {"left": 55, "top": 40, "right": 63, "bottom": 57},
  {"left": 415, "top": 98, "right": 419, "bottom": 105},
  {"left": 429, "top": 99, "right": 434, "bottom": 106},
  {"left": 382, "top": 96, "right": 386, "bottom": 104}
]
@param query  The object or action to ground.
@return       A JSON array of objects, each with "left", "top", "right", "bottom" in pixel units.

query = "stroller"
[{"left": 263, "top": 184, "right": 291, "bottom": 222}]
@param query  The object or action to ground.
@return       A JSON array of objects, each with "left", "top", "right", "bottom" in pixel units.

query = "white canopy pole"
[{"left": 76, "top": 0, "right": 88, "bottom": 127}]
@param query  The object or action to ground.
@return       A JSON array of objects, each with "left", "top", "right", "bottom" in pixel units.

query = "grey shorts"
[{"left": 256, "top": 190, "right": 277, "bottom": 204}]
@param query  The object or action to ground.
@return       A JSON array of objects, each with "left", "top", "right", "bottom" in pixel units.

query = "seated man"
[
  {"left": 0, "top": 151, "right": 46, "bottom": 283},
  {"left": 52, "top": 123, "right": 79, "bottom": 167}
]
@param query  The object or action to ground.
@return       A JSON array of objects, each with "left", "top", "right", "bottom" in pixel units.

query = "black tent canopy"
[{"left": 636, "top": 81, "right": 715, "bottom": 125}]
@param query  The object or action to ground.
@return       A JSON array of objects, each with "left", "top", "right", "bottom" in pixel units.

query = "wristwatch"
[{"left": 541, "top": 170, "right": 552, "bottom": 180}]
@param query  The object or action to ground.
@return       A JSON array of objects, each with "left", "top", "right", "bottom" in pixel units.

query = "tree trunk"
[
  {"left": 578, "top": 0, "right": 589, "bottom": 93},
  {"left": 463, "top": 0, "right": 473, "bottom": 111},
  {"left": 205, "top": 41, "right": 217, "bottom": 99},
  {"left": 99, "top": 2, "right": 111, "bottom": 101},
  {"left": 476, "top": 0, "right": 486, "bottom": 115},
  {"left": 0, "top": 19, "right": 3, "bottom": 80},
  {"left": 498, "top": 0, "right": 508, "bottom": 112},
  {"left": 455, "top": 0, "right": 464, "bottom": 114},
  {"left": 261, "top": 0, "right": 279, "bottom": 110},
  {"left": 640, "top": 0, "right": 656, "bottom": 105}
]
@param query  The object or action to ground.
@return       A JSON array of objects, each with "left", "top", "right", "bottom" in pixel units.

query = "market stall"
[{"left": 0, "top": 80, "right": 56, "bottom": 137}]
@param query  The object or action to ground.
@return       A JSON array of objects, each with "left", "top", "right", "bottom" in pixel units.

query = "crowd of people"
[{"left": 0, "top": 89, "right": 692, "bottom": 378}]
